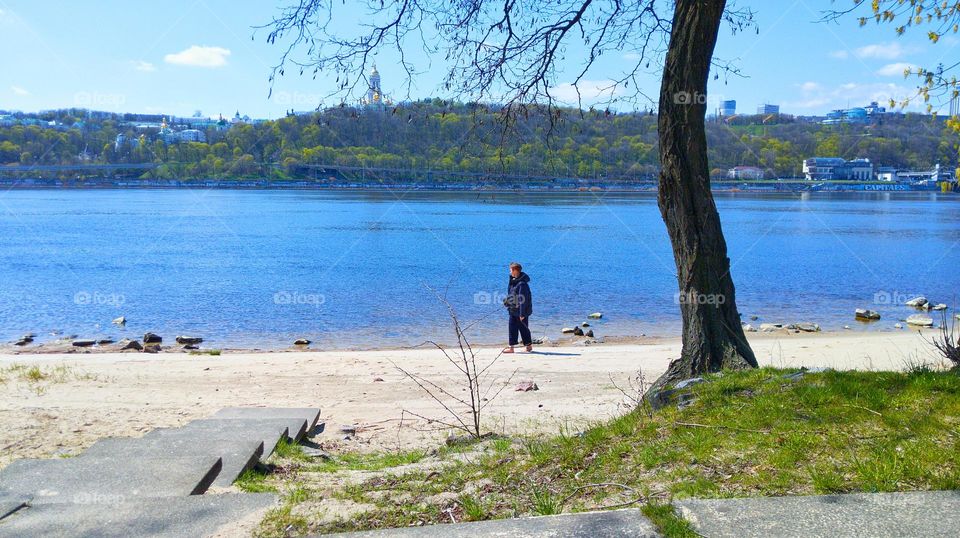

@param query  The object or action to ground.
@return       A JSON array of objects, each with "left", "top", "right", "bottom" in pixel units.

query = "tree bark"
[{"left": 652, "top": 0, "right": 758, "bottom": 390}]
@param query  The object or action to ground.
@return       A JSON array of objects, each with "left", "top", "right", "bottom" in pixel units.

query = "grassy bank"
[{"left": 241, "top": 366, "right": 960, "bottom": 537}]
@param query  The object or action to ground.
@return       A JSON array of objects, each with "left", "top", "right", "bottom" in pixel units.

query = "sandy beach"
[{"left": 0, "top": 329, "right": 947, "bottom": 470}]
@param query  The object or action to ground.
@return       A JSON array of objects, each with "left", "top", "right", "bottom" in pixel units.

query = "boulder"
[
  {"left": 515, "top": 381, "right": 539, "bottom": 392},
  {"left": 905, "top": 296, "right": 928, "bottom": 308},
  {"left": 117, "top": 339, "right": 143, "bottom": 351},
  {"left": 906, "top": 314, "right": 934, "bottom": 327},
  {"left": 14, "top": 335, "right": 34, "bottom": 346},
  {"left": 573, "top": 326, "right": 584, "bottom": 336},
  {"left": 743, "top": 324, "right": 757, "bottom": 332},
  {"left": 793, "top": 323, "right": 821, "bottom": 333},
  {"left": 175, "top": 335, "right": 203, "bottom": 345},
  {"left": 931, "top": 303, "right": 947, "bottom": 311},
  {"left": 142, "top": 344, "right": 161, "bottom": 353},
  {"left": 759, "top": 323, "right": 782, "bottom": 332},
  {"left": 855, "top": 309, "right": 881, "bottom": 321},
  {"left": 560, "top": 327, "right": 575, "bottom": 334},
  {"left": 584, "top": 329, "right": 594, "bottom": 338},
  {"left": 142, "top": 332, "right": 162, "bottom": 344},
  {"left": 587, "top": 312, "right": 603, "bottom": 319},
  {"left": 112, "top": 316, "right": 126, "bottom": 326},
  {"left": 293, "top": 338, "right": 311, "bottom": 345},
  {"left": 581, "top": 322, "right": 590, "bottom": 327},
  {"left": 674, "top": 377, "right": 706, "bottom": 390},
  {"left": 71, "top": 339, "right": 96, "bottom": 347},
  {"left": 96, "top": 338, "right": 114, "bottom": 345}
]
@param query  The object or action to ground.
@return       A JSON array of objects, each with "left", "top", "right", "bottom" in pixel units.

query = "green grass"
[
  {"left": 303, "top": 449, "right": 428, "bottom": 473},
  {"left": 235, "top": 467, "right": 278, "bottom": 493},
  {"left": 0, "top": 363, "right": 100, "bottom": 394},
  {"left": 188, "top": 349, "right": 222, "bottom": 356},
  {"left": 245, "top": 367, "right": 960, "bottom": 537}
]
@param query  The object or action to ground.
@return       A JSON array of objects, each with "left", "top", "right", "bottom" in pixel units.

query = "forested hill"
[{"left": 0, "top": 100, "right": 954, "bottom": 180}]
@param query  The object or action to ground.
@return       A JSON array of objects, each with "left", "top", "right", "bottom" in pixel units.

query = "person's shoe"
[
  {"left": 502, "top": 347, "right": 515, "bottom": 354},
  {"left": 525, "top": 345, "right": 534, "bottom": 352}
]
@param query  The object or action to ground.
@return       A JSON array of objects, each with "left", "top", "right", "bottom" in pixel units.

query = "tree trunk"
[{"left": 652, "top": 0, "right": 757, "bottom": 391}]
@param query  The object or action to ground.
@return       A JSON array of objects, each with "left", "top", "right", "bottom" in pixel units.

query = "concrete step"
[
  {"left": 81, "top": 435, "right": 264, "bottom": 488},
  {"left": 146, "top": 417, "right": 291, "bottom": 460},
  {"left": 675, "top": 490, "right": 960, "bottom": 537},
  {"left": 0, "top": 494, "right": 28, "bottom": 521},
  {"left": 325, "top": 508, "right": 661, "bottom": 537},
  {"left": 0, "top": 454, "right": 222, "bottom": 504},
  {"left": 0, "top": 492, "right": 277, "bottom": 538},
  {"left": 210, "top": 407, "right": 321, "bottom": 442}
]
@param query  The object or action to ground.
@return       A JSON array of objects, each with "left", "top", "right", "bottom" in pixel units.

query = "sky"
[{"left": 0, "top": 0, "right": 954, "bottom": 119}]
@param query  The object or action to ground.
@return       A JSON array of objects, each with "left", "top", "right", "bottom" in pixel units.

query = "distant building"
[
  {"left": 757, "top": 103, "right": 779, "bottom": 115},
  {"left": 876, "top": 166, "right": 898, "bottom": 182},
  {"left": 727, "top": 165, "right": 764, "bottom": 180},
  {"left": 362, "top": 63, "right": 391, "bottom": 109},
  {"left": 802, "top": 157, "right": 873, "bottom": 181},
  {"left": 114, "top": 133, "right": 141, "bottom": 151},
  {"left": 720, "top": 100, "right": 736, "bottom": 117},
  {"left": 894, "top": 164, "right": 947, "bottom": 184},
  {"left": 178, "top": 129, "right": 206, "bottom": 143},
  {"left": 822, "top": 101, "right": 887, "bottom": 125}
]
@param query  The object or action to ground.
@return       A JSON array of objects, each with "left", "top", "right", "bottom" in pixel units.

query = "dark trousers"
[{"left": 509, "top": 315, "right": 532, "bottom": 346}]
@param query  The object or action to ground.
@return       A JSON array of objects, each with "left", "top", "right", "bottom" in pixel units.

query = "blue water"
[{"left": 0, "top": 189, "right": 957, "bottom": 349}]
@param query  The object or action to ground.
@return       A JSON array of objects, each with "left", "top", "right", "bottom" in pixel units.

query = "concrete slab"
[
  {"left": 0, "top": 494, "right": 29, "bottom": 521},
  {"left": 146, "top": 417, "right": 291, "bottom": 458},
  {"left": 210, "top": 407, "right": 321, "bottom": 441},
  {"left": 324, "top": 508, "right": 660, "bottom": 537},
  {"left": 0, "top": 455, "right": 221, "bottom": 504},
  {"left": 675, "top": 490, "right": 960, "bottom": 537},
  {"left": 0, "top": 493, "right": 277, "bottom": 538},
  {"left": 81, "top": 435, "right": 264, "bottom": 487}
]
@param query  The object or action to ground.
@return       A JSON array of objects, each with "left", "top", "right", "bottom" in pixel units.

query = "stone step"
[
  {"left": 210, "top": 407, "right": 321, "bottom": 441},
  {"left": 326, "top": 508, "right": 660, "bottom": 537},
  {"left": 675, "top": 490, "right": 960, "bottom": 537},
  {"left": 81, "top": 435, "right": 264, "bottom": 488},
  {"left": 145, "top": 417, "right": 291, "bottom": 460},
  {"left": 0, "top": 455, "right": 221, "bottom": 505},
  {"left": 0, "top": 492, "right": 277, "bottom": 538},
  {"left": 0, "top": 494, "right": 28, "bottom": 521}
]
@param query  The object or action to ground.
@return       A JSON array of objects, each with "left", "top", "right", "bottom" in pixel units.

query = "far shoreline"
[{"left": 1, "top": 325, "right": 939, "bottom": 357}]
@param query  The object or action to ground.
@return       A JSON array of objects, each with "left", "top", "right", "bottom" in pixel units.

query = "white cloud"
[
  {"left": 11, "top": 85, "right": 29, "bottom": 96},
  {"left": 785, "top": 81, "right": 922, "bottom": 113},
  {"left": 876, "top": 62, "right": 916, "bottom": 77},
  {"left": 164, "top": 45, "right": 231, "bottom": 68},
  {"left": 829, "top": 50, "right": 849, "bottom": 59},
  {"left": 548, "top": 79, "right": 624, "bottom": 104},
  {"left": 799, "top": 81, "right": 820, "bottom": 92},
  {"left": 132, "top": 60, "right": 156, "bottom": 72},
  {"left": 853, "top": 42, "right": 909, "bottom": 60}
]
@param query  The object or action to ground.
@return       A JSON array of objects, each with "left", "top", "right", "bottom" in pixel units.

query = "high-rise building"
[
  {"left": 720, "top": 100, "right": 736, "bottom": 117},
  {"left": 757, "top": 103, "right": 779, "bottom": 115}
]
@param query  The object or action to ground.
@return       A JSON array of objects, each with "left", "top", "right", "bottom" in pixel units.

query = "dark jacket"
[{"left": 505, "top": 272, "right": 533, "bottom": 318}]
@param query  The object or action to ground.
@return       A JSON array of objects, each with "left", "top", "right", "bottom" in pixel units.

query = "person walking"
[{"left": 503, "top": 261, "right": 533, "bottom": 353}]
